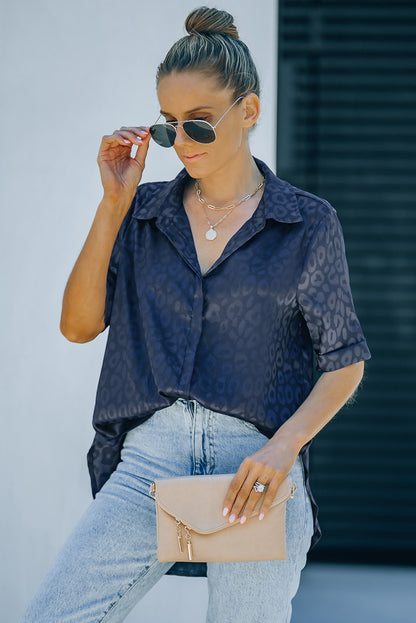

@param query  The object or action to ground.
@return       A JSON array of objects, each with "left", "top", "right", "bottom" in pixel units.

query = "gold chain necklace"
[{"left": 194, "top": 178, "right": 265, "bottom": 241}]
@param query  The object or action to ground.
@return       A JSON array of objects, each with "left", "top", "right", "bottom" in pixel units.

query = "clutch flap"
[{"left": 153, "top": 474, "right": 294, "bottom": 535}]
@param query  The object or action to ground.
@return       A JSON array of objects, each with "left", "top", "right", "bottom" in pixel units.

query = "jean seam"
[
  {"left": 298, "top": 458, "right": 313, "bottom": 560},
  {"left": 207, "top": 410, "right": 216, "bottom": 474},
  {"left": 99, "top": 559, "right": 160, "bottom": 622},
  {"left": 190, "top": 401, "right": 200, "bottom": 473},
  {"left": 287, "top": 457, "right": 306, "bottom": 567}
]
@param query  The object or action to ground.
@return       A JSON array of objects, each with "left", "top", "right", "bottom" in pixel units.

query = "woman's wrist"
[
  {"left": 270, "top": 425, "right": 307, "bottom": 456},
  {"left": 99, "top": 193, "right": 134, "bottom": 222}
]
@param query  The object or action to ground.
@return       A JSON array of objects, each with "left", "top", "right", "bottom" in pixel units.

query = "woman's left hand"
[{"left": 222, "top": 435, "right": 300, "bottom": 524}]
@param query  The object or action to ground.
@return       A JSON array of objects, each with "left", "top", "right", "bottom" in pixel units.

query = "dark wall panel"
[{"left": 277, "top": 0, "right": 416, "bottom": 564}]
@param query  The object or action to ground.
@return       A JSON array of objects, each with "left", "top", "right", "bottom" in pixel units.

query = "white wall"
[{"left": 0, "top": 1, "right": 277, "bottom": 620}]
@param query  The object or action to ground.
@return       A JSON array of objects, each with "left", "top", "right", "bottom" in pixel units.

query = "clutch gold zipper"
[
  {"left": 184, "top": 525, "right": 193, "bottom": 560},
  {"left": 150, "top": 483, "right": 193, "bottom": 560},
  {"left": 175, "top": 519, "right": 193, "bottom": 560},
  {"left": 176, "top": 518, "right": 183, "bottom": 553}
]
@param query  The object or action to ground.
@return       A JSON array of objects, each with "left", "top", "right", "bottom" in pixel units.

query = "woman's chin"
[{"left": 181, "top": 159, "right": 209, "bottom": 178}]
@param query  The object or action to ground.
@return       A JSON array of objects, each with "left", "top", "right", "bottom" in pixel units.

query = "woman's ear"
[{"left": 241, "top": 93, "right": 260, "bottom": 128}]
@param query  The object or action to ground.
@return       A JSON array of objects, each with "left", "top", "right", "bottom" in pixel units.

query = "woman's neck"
[{"left": 194, "top": 149, "right": 263, "bottom": 207}]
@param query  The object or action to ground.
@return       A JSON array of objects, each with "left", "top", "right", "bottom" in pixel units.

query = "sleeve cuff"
[{"left": 316, "top": 340, "right": 371, "bottom": 372}]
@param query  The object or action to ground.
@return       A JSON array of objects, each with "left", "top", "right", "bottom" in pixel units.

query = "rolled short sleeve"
[{"left": 297, "top": 207, "right": 371, "bottom": 372}]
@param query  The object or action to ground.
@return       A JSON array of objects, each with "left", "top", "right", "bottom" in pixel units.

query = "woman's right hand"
[{"left": 97, "top": 126, "right": 151, "bottom": 205}]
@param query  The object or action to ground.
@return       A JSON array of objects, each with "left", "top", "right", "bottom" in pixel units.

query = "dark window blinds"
[{"left": 277, "top": 0, "right": 416, "bottom": 564}]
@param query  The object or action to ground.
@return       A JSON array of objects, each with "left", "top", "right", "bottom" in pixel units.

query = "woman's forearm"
[
  {"left": 60, "top": 125, "right": 150, "bottom": 344},
  {"left": 272, "top": 361, "right": 365, "bottom": 453},
  {"left": 60, "top": 197, "right": 131, "bottom": 343},
  {"left": 222, "top": 361, "right": 366, "bottom": 522}
]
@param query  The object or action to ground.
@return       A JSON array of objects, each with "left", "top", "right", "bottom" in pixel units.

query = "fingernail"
[
  {"left": 259, "top": 512, "right": 264, "bottom": 521},
  {"left": 123, "top": 139, "right": 130, "bottom": 144},
  {"left": 240, "top": 515, "right": 246, "bottom": 525},
  {"left": 222, "top": 507, "right": 229, "bottom": 517},
  {"left": 136, "top": 137, "right": 143, "bottom": 143},
  {"left": 229, "top": 514, "right": 236, "bottom": 523},
  {"left": 139, "top": 129, "right": 149, "bottom": 136}
]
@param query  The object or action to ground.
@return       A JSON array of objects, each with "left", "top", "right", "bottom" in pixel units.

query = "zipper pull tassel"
[
  {"left": 176, "top": 519, "right": 183, "bottom": 553},
  {"left": 184, "top": 525, "right": 193, "bottom": 561}
]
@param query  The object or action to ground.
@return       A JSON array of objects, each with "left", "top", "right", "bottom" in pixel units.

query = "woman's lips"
[{"left": 183, "top": 153, "right": 206, "bottom": 162}]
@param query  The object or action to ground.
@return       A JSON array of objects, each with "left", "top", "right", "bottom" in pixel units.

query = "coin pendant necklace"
[{"left": 194, "top": 178, "right": 265, "bottom": 241}]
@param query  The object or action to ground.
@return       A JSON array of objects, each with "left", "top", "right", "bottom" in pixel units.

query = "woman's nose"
[{"left": 174, "top": 124, "right": 191, "bottom": 147}]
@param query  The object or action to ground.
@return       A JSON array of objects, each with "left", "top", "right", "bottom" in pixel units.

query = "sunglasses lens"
[
  {"left": 183, "top": 120, "right": 216, "bottom": 144},
  {"left": 149, "top": 124, "right": 176, "bottom": 148}
]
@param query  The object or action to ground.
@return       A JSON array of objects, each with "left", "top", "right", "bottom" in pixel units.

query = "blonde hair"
[{"left": 156, "top": 6, "right": 260, "bottom": 101}]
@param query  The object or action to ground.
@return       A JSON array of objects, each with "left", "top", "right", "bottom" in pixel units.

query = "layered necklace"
[{"left": 194, "top": 177, "right": 265, "bottom": 241}]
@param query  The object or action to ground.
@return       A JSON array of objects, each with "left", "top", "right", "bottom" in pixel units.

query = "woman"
[{"left": 22, "top": 6, "right": 371, "bottom": 623}]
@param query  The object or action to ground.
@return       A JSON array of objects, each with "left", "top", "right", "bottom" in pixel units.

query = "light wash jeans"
[{"left": 21, "top": 398, "right": 314, "bottom": 623}]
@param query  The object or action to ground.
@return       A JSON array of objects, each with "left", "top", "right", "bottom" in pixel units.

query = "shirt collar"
[{"left": 132, "top": 157, "right": 303, "bottom": 224}]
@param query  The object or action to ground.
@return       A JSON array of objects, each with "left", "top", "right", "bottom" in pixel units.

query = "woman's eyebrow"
[{"left": 160, "top": 105, "right": 215, "bottom": 116}]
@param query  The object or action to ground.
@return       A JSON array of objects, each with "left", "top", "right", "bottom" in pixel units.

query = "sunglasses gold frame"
[{"left": 149, "top": 96, "right": 244, "bottom": 147}]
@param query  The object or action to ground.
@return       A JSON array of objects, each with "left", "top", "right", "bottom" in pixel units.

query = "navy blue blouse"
[{"left": 87, "top": 157, "right": 371, "bottom": 577}]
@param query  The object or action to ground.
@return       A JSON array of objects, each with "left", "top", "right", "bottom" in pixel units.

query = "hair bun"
[{"left": 185, "top": 6, "right": 239, "bottom": 39}]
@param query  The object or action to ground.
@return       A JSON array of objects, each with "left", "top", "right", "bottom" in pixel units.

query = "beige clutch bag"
[{"left": 149, "top": 474, "right": 296, "bottom": 563}]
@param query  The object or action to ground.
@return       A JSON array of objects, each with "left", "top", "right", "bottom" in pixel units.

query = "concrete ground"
[
  {"left": 291, "top": 562, "right": 416, "bottom": 623},
  {"left": 124, "top": 562, "right": 416, "bottom": 622}
]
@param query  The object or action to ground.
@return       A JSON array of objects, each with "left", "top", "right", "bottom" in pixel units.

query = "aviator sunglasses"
[{"left": 149, "top": 96, "right": 244, "bottom": 148}]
